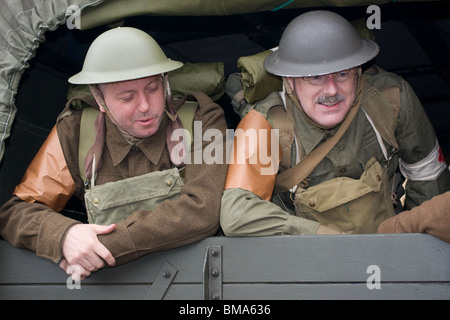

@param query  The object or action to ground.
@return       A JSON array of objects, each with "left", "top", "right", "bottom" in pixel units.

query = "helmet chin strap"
[
  {"left": 89, "top": 84, "right": 125, "bottom": 130},
  {"left": 162, "top": 73, "right": 178, "bottom": 122}
]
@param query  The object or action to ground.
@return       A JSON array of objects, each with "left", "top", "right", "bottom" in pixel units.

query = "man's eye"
[
  {"left": 146, "top": 84, "right": 159, "bottom": 93},
  {"left": 120, "top": 96, "right": 133, "bottom": 102}
]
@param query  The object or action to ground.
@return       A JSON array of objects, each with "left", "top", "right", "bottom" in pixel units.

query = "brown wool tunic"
[{"left": 0, "top": 92, "right": 228, "bottom": 265}]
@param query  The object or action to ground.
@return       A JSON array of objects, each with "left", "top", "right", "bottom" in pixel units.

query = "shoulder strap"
[
  {"left": 245, "top": 91, "right": 295, "bottom": 171},
  {"left": 269, "top": 106, "right": 295, "bottom": 171},
  {"left": 78, "top": 107, "right": 99, "bottom": 185},
  {"left": 175, "top": 100, "right": 197, "bottom": 143},
  {"left": 176, "top": 92, "right": 209, "bottom": 142},
  {"left": 361, "top": 83, "right": 400, "bottom": 150},
  {"left": 361, "top": 65, "right": 401, "bottom": 150},
  {"left": 381, "top": 85, "right": 401, "bottom": 116}
]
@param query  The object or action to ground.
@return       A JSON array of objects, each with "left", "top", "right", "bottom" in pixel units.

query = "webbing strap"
[
  {"left": 78, "top": 107, "right": 98, "bottom": 184},
  {"left": 361, "top": 85, "right": 400, "bottom": 150},
  {"left": 176, "top": 100, "right": 197, "bottom": 142},
  {"left": 270, "top": 106, "right": 294, "bottom": 171}
]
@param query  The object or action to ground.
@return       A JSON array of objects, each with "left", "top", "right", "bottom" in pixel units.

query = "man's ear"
[{"left": 89, "top": 85, "right": 107, "bottom": 113}]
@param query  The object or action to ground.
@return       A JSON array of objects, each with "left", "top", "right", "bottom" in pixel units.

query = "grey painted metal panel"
[
  {"left": 220, "top": 234, "right": 450, "bottom": 283},
  {"left": 1, "top": 234, "right": 449, "bottom": 299},
  {"left": 4, "top": 283, "right": 449, "bottom": 300}
]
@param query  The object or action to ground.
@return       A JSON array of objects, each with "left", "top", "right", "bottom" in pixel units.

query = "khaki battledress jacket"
[
  {"left": 0, "top": 92, "right": 228, "bottom": 265},
  {"left": 378, "top": 191, "right": 450, "bottom": 243},
  {"left": 221, "top": 67, "right": 450, "bottom": 236}
]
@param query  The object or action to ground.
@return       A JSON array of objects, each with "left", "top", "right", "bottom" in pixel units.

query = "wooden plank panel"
[
  {"left": 222, "top": 283, "right": 450, "bottom": 300},
  {"left": 0, "top": 239, "right": 208, "bottom": 284},
  {"left": 2, "top": 234, "right": 450, "bottom": 284},
  {"left": 2, "top": 282, "right": 449, "bottom": 300},
  {"left": 6, "top": 283, "right": 447, "bottom": 300},
  {"left": 1, "top": 233, "right": 449, "bottom": 300},
  {"left": 0, "top": 284, "right": 203, "bottom": 300},
  {"left": 219, "top": 234, "right": 450, "bottom": 283}
]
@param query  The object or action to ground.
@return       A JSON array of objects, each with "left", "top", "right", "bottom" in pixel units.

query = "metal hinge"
[
  {"left": 144, "top": 261, "right": 178, "bottom": 300},
  {"left": 203, "top": 245, "right": 222, "bottom": 300}
]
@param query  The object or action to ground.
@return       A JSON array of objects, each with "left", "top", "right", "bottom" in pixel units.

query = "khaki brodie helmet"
[
  {"left": 264, "top": 10, "right": 379, "bottom": 77},
  {"left": 69, "top": 27, "right": 183, "bottom": 84}
]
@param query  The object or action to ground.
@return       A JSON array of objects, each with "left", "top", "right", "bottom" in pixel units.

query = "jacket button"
[
  {"left": 309, "top": 201, "right": 316, "bottom": 208},
  {"left": 93, "top": 197, "right": 100, "bottom": 205},
  {"left": 376, "top": 175, "right": 382, "bottom": 181},
  {"left": 166, "top": 179, "right": 173, "bottom": 186}
]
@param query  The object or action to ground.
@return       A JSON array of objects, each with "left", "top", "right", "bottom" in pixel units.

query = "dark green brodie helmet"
[{"left": 264, "top": 10, "right": 379, "bottom": 77}]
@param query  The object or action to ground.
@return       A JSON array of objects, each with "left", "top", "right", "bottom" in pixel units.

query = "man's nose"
[
  {"left": 322, "top": 76, "right": 339, "bottom": 95},
  {"left": 137, "top": 93, "right": 151, "bottom": 113}
]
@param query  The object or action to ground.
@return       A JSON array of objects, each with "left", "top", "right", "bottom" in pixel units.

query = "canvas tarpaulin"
[
  {"left": 78, "top": 0, "right": 399, "bottom": 29},
  {"left": 0, "top": 0, "right": 105, "bottom": 162}
]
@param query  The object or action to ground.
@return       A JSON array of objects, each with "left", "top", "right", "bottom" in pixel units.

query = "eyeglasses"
[{"left": 302, "top": 68, "right": 357, "bottom": 86}]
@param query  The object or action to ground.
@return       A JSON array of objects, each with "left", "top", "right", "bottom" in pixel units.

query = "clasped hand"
[{"left": 60, "top": 223, "right": 116, "bottom": 280}]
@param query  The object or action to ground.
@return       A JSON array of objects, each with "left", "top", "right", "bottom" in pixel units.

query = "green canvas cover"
[
  {"left": 78, "top": 0, "right": 427, "bottom": 29},
  {"left": 0, "top": 0, "right": 105, "bottom": 162}
]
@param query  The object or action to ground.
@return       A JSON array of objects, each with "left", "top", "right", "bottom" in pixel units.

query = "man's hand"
[
  {"left": 60, "top": 224, "right": 116, "bottom": 277},
  {"left": 60, "top": 259, "right": 88, "bottom": 280}
]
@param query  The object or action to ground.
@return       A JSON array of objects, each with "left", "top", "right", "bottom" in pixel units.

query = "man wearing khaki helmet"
[
  {"left": 221, "top": 11, "right": 450, "bottom": 238},
  {"left": 0, "top": 27, "right": 228, "bottom": 278}
]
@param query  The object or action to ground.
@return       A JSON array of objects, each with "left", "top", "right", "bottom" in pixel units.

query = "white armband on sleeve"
[{"left": 399, "top": 140, "right": 447, "bottom": 181}]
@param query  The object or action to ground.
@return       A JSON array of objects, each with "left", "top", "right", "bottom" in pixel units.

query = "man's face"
[
  {"left": 97, "top": 75, "right": 166, "bottom": 138},
  {"left": 287, "top": 69, "right": 358, "bottom": 129}
]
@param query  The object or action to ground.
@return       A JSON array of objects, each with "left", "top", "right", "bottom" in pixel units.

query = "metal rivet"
[
  {"left": 163, "top": 271, "right": 171, "bottom": 278},
  {"left": 211, "top": 269, "right": 219, "bottom": 277},
  {"left": 210, "top": 248, "right": 219, "bottom": 257}
]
